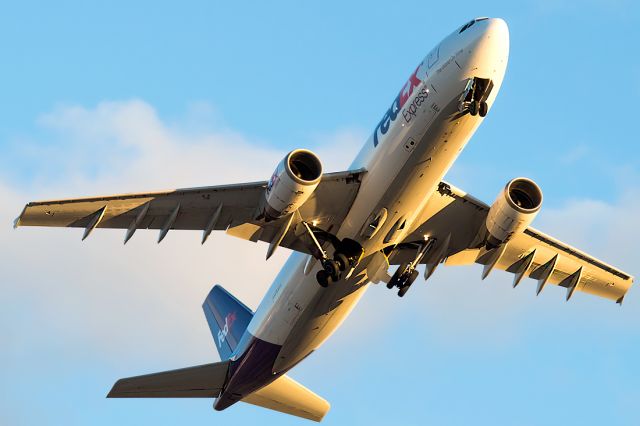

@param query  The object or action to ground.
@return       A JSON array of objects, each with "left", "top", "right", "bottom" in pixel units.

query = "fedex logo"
[
  {"left": 217, "top": 312, "right": 236, "bottom": 348},
  {"left": 373, "top": 61, "right": 428, "bottom": 147}
]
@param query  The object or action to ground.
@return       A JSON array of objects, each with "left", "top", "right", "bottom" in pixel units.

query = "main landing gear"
[
  {"left": 387, "top": 239, "right": 435, "bottom": 297},
  {"left": 458, "top": 77, "right": 493, "bottom": 118},
  {"left": 300, "top": 222, "right": 364, "bottom": 288}
]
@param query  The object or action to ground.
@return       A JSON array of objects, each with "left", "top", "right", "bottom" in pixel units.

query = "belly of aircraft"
[{"left": 273, "top": 94, "right": 482, "bottom": 372}]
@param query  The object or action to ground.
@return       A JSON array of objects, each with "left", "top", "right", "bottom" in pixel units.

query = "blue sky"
[{"left": 1, "top": 1, "right": 639, "bottom": 425}]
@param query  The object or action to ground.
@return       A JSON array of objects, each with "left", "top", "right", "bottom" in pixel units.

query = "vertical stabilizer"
[{"left": 202, "top": 285, "right": 253, "bottom": 360}]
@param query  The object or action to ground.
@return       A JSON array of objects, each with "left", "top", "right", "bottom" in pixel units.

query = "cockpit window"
[
  {"left": 459, "top": 20, "right": 475, "bottom": 33},
  {"left": 459, "top": 18, "right": 489, "bottom": 34}
]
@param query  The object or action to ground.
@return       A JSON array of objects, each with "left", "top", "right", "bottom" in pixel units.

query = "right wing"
[
  {"left": 15, "top": 169, "right": 365, "bottom": 253},
  {"left": 389, "top": 182, "right": 633, "bottom": 303}
]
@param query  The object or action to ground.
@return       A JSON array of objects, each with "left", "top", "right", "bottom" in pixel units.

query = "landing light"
[{"left": 312, "top": 220, "right": 319, "bottom": 227}]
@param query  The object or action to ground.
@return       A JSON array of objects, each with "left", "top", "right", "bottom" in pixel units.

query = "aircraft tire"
[
  {"left": 398, "top": 284, "right": 411, "bottom": 297},
  {"left": 408, "top": 269, "right": 419, "bottom": 285},
  {"left": 334, "top": 252, "right": 350, "bottom": 271},
  {"left": 324, "top": 259, "right": 341, "bottom": 281},
  {"left": 469, "top": 101, "right": 479, "bottom": 116},
  {"left": 316, "top": 270, "right": 330, "bottom": 287},
  {"left": 479, "top": 101, "right": 488, "bottom": 117}
]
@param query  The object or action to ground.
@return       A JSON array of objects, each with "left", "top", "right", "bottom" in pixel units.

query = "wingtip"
[
  {"left": 13, "top": 205, "right": 27, "bottom": 229},
  {"left": 106, "top": 379, "right": 125, "bottom": 398}
]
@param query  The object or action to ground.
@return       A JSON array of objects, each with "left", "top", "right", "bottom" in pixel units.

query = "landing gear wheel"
[
  {"left": 398, "top": 284, "right": 410, "bottom": 297},
  {"left": 323, "top": 259, "right": 341, "bottom": 282},
  {"left": 397, "top": 270, "right": 419, "bottom": 298},
  {"left": 334, "top": 252, "right": 350, "bottom": 271},
  {"left": 388, "top": 262, "right": 409, "bottom": 289},
  {"left": 316, "top": 270, "right": 329, "bottom": 288},
  {"left": 479, "top": 101, "right": 488, "bottom": 117},
  {"left": 469, "top": 101, "right": 479, "bottom": 116}
]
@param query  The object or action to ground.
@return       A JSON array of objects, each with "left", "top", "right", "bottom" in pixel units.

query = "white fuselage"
[{"left": 246, "top": 18, "right": 509, "bottom": 373}]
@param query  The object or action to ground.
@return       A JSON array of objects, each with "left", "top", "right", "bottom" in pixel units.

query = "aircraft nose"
[
  {"left": 469, "top": 17, "right": 510, "bottom": 76},
  {"left": 483, "top": 18, "right": 509, "bottom": 48}
]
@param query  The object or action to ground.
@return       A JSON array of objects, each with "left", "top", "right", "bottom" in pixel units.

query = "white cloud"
[{"left": 1, "top": 100, "right": 364, "bottom": 371}]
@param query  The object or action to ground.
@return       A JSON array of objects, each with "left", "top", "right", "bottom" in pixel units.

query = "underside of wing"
[
  {"left": 15, "top": 169, "right": 365, "bottom": 254},
  {"left": 390, "top": 181, "right": 633, "bottom": 303},
  {"left": 15, "top": 181, "right": 264, "bottom": 235}
]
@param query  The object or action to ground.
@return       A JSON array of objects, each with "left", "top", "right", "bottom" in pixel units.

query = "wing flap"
[{"left": 107, "top": 361, "right": 230, "bottom": 398}]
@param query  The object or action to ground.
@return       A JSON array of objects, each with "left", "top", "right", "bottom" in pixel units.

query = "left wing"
[
  {"left": 15, "top": 169, "right": 364, "bottom": 255},
  {"left": 389, "top": 182, "right": 633, "bottom": 303}
]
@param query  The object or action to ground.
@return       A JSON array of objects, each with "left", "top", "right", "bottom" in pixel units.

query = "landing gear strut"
[
  {"left": 387, "top": 238, "right": 435, "bottom": 297},
  {"left": 300, "top": 222, "right": 364, "bottom": 287}
]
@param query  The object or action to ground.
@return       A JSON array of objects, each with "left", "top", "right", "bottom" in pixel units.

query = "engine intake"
[
  {"left": 485, "top": 177, "right": 542, "bottom": 248},
  {"left": 263, "top": 149, "right": 323, "bottom": 220}
]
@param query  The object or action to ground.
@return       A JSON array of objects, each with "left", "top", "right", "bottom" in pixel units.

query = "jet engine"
[
  {"left": 485, "top": 177, "right": 543, "bottom": 248},
  {"left": 263, "top": 149, "right": 323, "bottom": 220}
]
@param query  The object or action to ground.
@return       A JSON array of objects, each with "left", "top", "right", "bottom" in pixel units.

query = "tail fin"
[
  {"left": 202, "top": 285, "right": 254, "bottom": 360},
  {"left": 242, "top": 374, "right": 330, "bottom": 422}
]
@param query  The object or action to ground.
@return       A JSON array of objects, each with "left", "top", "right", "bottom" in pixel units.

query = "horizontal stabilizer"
[
  {"left": 107, "top": 361, "right": 230, "bottom": 398},
  {"left": 242, "top": 374, "right": 330, "bottom": 422}
]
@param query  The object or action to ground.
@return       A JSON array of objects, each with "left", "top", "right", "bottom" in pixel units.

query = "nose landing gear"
[{"left": 458, "top": 77, "right": 493, "bottom": 118}]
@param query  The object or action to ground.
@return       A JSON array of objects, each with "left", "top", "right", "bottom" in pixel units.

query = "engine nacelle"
[
  {"left": 485, "top": 177, "right": 543, "bottom": 248},
  {"left": 263, "top": 149, "right": 323, "bottom": 220}
]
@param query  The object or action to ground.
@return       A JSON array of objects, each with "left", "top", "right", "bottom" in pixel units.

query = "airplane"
[{"left": 14, "top": 17, "right": 633, "bottom": 422}]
